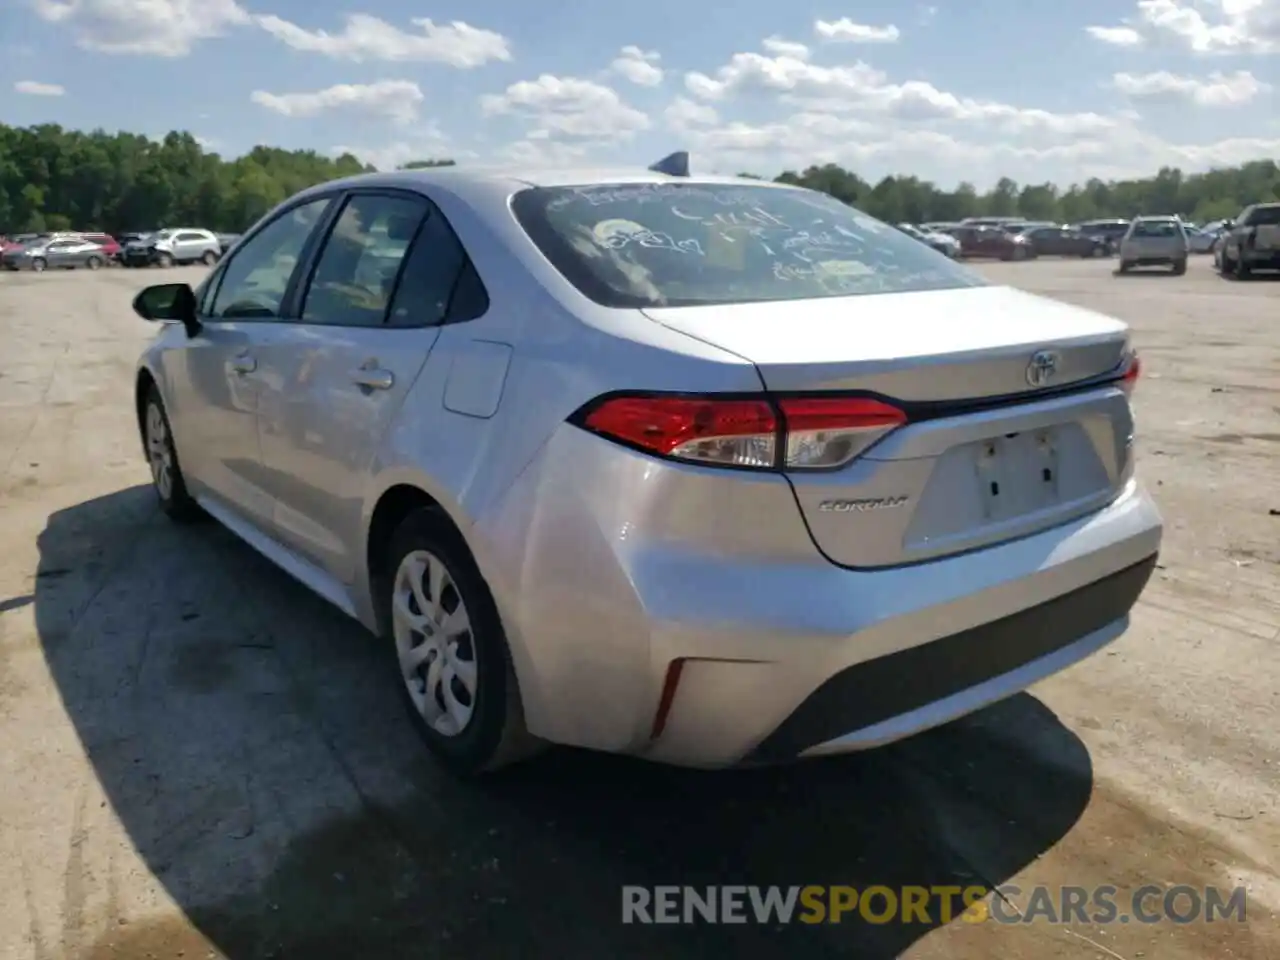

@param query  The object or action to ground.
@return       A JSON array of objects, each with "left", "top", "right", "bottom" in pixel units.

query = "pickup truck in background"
[{"left": 1215, "top": 202, "right": 1280, "bottom": 278}]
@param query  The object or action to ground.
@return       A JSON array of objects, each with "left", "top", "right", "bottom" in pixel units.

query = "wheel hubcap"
[
  {"left": 392, "top": 549, "right": 477, "bottom": 737},
  {"left": 146, "top": 404, "right": 173, "bottom": 499}
]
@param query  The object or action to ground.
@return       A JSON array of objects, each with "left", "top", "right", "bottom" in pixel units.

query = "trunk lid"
[{"left": 644, "top": 285, "right": 1135, "bottom": 567}]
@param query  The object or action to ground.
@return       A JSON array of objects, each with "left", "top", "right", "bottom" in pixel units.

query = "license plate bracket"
[{"left": 975, "top": 430, "right": 1060, "bottom": 521}]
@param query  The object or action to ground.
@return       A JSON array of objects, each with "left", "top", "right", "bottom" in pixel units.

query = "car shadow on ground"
[{"left": 36, "top": 486, "right": 1095, "bottom": 960}]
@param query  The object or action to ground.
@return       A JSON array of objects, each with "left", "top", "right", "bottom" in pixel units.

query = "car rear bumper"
[{"left": 475, "top": 426, "right": 1164, "bottom": 768}]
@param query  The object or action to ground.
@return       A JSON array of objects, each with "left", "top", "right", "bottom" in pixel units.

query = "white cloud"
[
  {"left": 480, "top": 75, "right": 651, "bottom": 141},
  {"left": 254, "top": 13, "right": 511, "bottom": 66},
  {"left": 1112, "top": 69, "right": 1269, "bottom": 105},
  {"left": 14, "top": 80, "right": 65, "bottom": 95},
  {"left": 1086, "top": 25, "right": 1146, "bottom": 46},
  {"left": 761, "top": 36, "right": 810, "bottom": 59},
  {"left": 250, "top": 80, "right": 425, "bottom": 125},
  {"left": 611, "top": 45, "right": 663, "bottom": 86},
  {"left": 814, "top": 18, "right": 901, "bottom": 43},
  {"left": 1134, "top": 0, "right": 1280, "bottom": 53},
  {"left": 664, "top": 95, "right": 720, "bottom": 129},
  {"left": 330, "top": 125, "right": 462, "bottom": 170},
  {"left": 32, "top": 0, "right": 249, "bottom": 55},
  {"left": 682, "top": 51, "right": 1117, "bottom": 138}
]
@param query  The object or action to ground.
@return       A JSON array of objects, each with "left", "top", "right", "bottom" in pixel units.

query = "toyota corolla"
[{"left": 130, "top": 160, "right": 1162, "bottom": 776}]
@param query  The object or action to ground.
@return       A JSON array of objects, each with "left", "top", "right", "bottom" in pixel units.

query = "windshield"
[{"left": 510, "top": 182, "right": 986, "bottom": 308}]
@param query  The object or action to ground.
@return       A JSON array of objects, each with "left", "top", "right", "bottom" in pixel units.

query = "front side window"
[
  {"left": 1244, "top": 206, "right": 1280, "bottom": 227},
  {"left": 511, "top": 182, "right": 986, "bottom": 308},
  {"left": 301, "top": 193, "right": 428, "bottom": 327},
  {"left": 210, "top": 197, "right": 331, "bottom": 319}
]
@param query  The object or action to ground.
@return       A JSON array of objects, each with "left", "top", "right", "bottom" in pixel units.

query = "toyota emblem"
[{"left": 1026, "top": 350, "right": 1061, "bottom": 388}]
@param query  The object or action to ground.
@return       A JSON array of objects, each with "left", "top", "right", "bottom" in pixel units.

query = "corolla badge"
[
  {"left": 1025, "top": 349, "right": 1061, "bottom": 388},
  {"left": 818, "top": 496, "right": 910, "bottom": 513}
]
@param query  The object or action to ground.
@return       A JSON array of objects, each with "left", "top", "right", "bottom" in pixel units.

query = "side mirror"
[{"left": 132, "top": 283, "right": 200, "bottom": 337}]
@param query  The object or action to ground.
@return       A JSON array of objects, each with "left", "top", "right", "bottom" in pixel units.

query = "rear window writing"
[
  {"left": 1130, "top": 220, "right": 1182, "bottom": 238},
  {"left": 510, "top": 182, "right": 987, "bottom": 308}
]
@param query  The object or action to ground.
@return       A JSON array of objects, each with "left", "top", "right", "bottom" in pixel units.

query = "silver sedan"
[{"left": 129, "top": 161, "right": 1163, "bottom": 776}]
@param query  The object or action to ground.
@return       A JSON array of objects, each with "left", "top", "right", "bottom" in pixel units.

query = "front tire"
[
  {"left": 1118, "top": 260, "right": 1132, "bottom": 274},
  {"left": 1172, "top": 259, "right": 1187, "bottom": 276},
  {"left": 383, "top": 509, "right": 538, "bottom": 777},
  {"left": 1234, "top": 255, "right": 1251, "bottom": 280},
  {"left": 86, "top": 255, "right": 102, "bottom": 270},
  {"left": 31, "top": 257, "right": 46, "bottom": 273},
  {"left": 156, "top": 251, "right": 173, "bottom": 268},
  {"left": 143, "top": 387, "right": 202, "bottom": 522}
]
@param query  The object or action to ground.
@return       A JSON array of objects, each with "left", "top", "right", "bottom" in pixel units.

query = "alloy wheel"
[
  {"left": 392, "top": 549, "right": 478, "bottom": 737},
  {"left": 145, "top": 403, "right": 173, "bottom": 500}
]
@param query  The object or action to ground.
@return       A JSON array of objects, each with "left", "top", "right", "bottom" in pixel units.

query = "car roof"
[{"left": 290, "top": 166, "right": 798, "bottom": 204}]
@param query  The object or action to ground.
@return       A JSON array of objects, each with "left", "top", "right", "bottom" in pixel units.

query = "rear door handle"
[
  {"left": 351, "top": 367, "right": 394, "bottom": 391},
  {"left": 230, "top": 353, "right": 256, "bottom": 374}
]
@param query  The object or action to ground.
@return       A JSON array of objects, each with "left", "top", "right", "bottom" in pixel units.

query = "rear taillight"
[
  {"left": 576, "top": 394, "right": 907, "bottom": 471},
  {"left": 1118, "top": 352, "right": 1141, "bottom": 398}
]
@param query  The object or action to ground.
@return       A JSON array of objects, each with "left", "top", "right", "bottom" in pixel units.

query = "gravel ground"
[{"left": 0, "top": 257, "right": 1277, "bottom": 960}]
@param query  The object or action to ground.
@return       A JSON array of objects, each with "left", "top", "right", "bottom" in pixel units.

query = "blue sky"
[{"left": 3, "top": 0, "right": 1278, "bottom": 188}]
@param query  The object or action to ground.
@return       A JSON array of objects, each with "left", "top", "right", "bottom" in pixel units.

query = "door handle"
[
  {"left": 230, "top": 353, "right": 256, "bottom": 374},
  {"left": 351, "top": 367, "right": 394, "bottom": 390}
]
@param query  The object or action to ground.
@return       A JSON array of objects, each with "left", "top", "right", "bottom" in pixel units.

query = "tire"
[
  {"left": 1118, "top": 260, "right": 1132, "bottom": 274},
  {"left": 86, "top": 255, "right": 102, "bottom": 270},
  {"left": 156, "top": 251, "right": 173, "bottom": 268},
  {"left": 142, "top": 386, "right": 203, "bottom": 522},
  {"left": 1172, "top": 259, "right": 1187, "bottom": 276},
  {"left": 200, "top": 250, "right": 218, "bottom": 266},
  {"left": 382, "top": 508, "right": 539, "bottom": 777},
  {"left": 1011, "top": 246, "right": 1028, "bottom": 261},
  {"left": 1091, "top": 245, "right": 1106, "bottom": 258},
  {"left": 31, "top": 257, "right": 46, "bottom": 273},
  {"left": 1234, "top": 256, "right": 1251, "bottom": 280}
]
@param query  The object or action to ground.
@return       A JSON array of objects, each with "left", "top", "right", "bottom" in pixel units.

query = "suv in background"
[
  {"left": 1118, "top": 217, "right": 1188, "bottom": 275},
  {"left": 1073, "top": 219, "right": 1131, "bottom": 247},
  {"left": 123, "top": 228, "right": 221, "bottom": 267},
  {"left": 1215, "top": 203, "right": 1280, "bottom": 279}
]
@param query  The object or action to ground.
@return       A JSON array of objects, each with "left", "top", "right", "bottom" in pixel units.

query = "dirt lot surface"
[{"left": 1, "top": 259, "right": 1277, "bottom": 960}]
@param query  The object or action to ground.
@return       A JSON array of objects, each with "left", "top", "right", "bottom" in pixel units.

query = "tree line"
[{"left": 1, "top": 122, "right": 1277, "bottom": 235}]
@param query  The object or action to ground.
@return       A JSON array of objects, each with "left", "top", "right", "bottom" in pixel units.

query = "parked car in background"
[
  {"left": 76, "top": 232, "right": 121, "bottom": 262},
  {"left": 1117, "top": 216, "right": 1188, "bottom": 275},
  {"left": 1215, "top": 202, "right": 1280, "bottom": 278},
  {"left": 896, "top": 222, "right": 961, "bottom": 258},
  {"left": 128, "top": 163, "right": 1160, "bottom": 776},
  {"left": 1183, "top": 226, "right": 1219, "bottom": 255},
  {"left": 1019, "top": 225, "right": 1113, "bottom": 258},
  {"left": 960, "top": 216, "right": 1028, "bottom": 229},
  {"left": 123, "top": 228, "right": 222, "bottom": 267},
  {"left": 954, "top": 225, "right": 1035, "bottom": 260},
  {"left": 2, "top": 235, "right": 110, "bottom": 272},
  {"left": 1072, "top": 219, "right": 1132, "bottom": 247}
]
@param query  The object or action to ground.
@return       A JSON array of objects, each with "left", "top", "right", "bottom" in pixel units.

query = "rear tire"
[
  {"left": 1171, "top": 259, "right": 1187, "bottom": 276},
  {"left": 382, "top": 508, "right": 541, "bottom": 777},
  {"left": 201, "top": 250, "right": 217, "bottom": 266},
  {"left": 31, "top": 257, "right": 46, "bottom": 273},
  {"left": 143, "top": 387, "right": 203, "bottom": 522},
  {"left": 156, "top": 252, "right": 173, "bottom": 268},
  {"left": 86, "top": 255, "right": 102, "bottom": 270},
  {"left": 1117, "top": 260, "right": 1132, "bottom": 274}
]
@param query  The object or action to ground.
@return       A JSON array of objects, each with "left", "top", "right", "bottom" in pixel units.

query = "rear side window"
[
  {"left": 511, "top": 182, "right": 986, "bottom": 308},
  {"left": 1244, "top": 206, "right": 1280, "bottom": 227},
  {"left": 301, "top": 193, "right": 427, "bottom": 328},
  {"left": 385, "top": 209, "right": 489, "bottom": 328}
]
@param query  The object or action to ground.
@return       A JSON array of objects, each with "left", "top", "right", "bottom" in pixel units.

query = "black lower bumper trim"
[{"left": 746, "top": 553, "right": 1158, "bottom": 763}]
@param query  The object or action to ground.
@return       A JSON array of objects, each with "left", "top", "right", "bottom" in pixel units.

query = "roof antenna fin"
[{"left": 648, "top": 151, "right": 690, "bottom": 177}]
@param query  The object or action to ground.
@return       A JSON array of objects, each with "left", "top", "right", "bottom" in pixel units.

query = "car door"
[
  {"left": 253, "top": 189, "right": 478, "bottom": 584},
  {"left": 161, "top": 196, "right": 335, "bottom": 531},
  {"left": 42, "top": 240, "right": 74, "bottom": 267}
]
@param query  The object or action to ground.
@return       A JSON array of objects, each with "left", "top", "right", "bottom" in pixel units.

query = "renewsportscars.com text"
[{"left": 621, "top": 884, "right": 1248, "bottom": 926}]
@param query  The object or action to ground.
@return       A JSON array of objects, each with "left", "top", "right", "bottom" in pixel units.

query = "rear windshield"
[
  {"left": 510, "top": 182, "right": 986, "bottom": 308},
  {"left": 1130, "top": 220, "right": 1182, "bottom": 238}
]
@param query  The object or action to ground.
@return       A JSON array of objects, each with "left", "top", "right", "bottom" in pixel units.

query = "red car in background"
[{"left": 78, "top": 232, "right": 122, "bottom": 262}]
